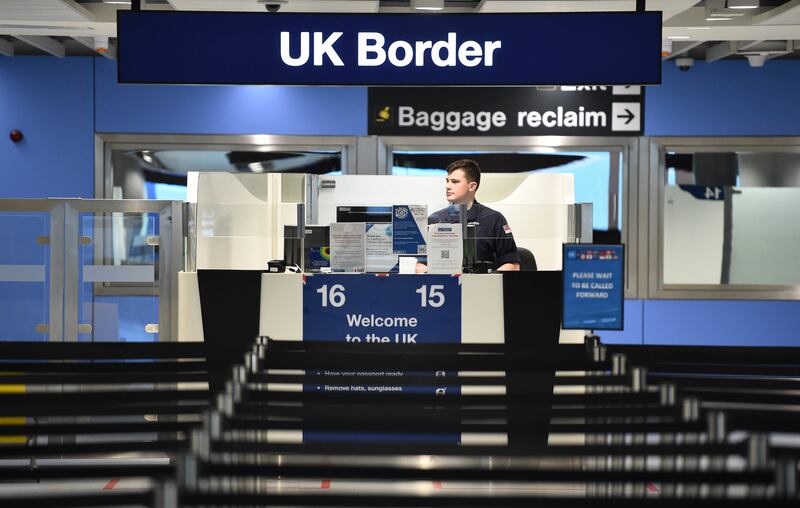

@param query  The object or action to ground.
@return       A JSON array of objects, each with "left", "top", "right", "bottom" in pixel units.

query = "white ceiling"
[
  {"left": 477, "top": 0, "right": 697, "bottom": 21},
  {"left": 755, "top": 0, "right": 800, "bottom": 24},
  {"left": 166, "top": 0, "right": 379, "bottom": 12},
  {"left": 0, "top": 0, "right": 799, "bottom": 63},
  {"left": 0, "top": 0, "right": 93, "bottom": 21}
]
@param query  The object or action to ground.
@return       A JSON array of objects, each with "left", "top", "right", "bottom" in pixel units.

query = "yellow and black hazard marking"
[{"left": 0, "top": 375, "right": 28, "bottom": 445}]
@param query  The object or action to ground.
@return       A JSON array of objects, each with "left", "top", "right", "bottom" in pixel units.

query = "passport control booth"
[{"left": 178, "top": 170, "right": 599, "bottom": 353}]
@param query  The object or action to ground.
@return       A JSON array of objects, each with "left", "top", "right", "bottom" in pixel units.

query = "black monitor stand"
[{"left": 462, "top": 223, "right": 478, "bottom": 272}]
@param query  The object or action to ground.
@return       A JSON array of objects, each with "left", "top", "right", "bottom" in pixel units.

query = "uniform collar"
[
  {"left": 468, "top": 201, "right": 482, "bottom": 221},
  {"left": 447, "top": 201, "right": 481, "bottom": 222}
]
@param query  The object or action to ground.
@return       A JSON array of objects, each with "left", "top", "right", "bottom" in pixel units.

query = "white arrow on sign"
[
  {"left": 612, "top": 85, "right": 641, "bottom": 95},
  {"left": 611, "top": 102, "right": 641, "bottom": 132}
]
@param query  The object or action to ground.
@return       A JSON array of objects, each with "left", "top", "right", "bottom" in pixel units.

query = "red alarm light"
[{"left": 10, "top": 130, "right": 23, "bottom": 143}]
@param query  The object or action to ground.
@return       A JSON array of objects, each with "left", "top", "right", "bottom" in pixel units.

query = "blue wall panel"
[
  {"left": 0, "top": 57, "right": 92, "bottom": 340},
  {"left": 0, "top": 57, "right": 94, "bottom": 198},
  {"left": 646, "top": 60, "right": 800, "bottom": 136},
  {"left": 94, "top": 59, "right": 367, "bottom": 135},
  {"left": 643, "top": 300, "right": 800, "bottom": 346},
  {"left": 597, "top": 299, "right": 800, "bottom": 347},
  {"left": 596, "top": 299, "right": 644, "bottom": 345}
]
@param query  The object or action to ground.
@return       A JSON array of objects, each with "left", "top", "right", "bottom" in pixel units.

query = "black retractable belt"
[
  {"left": 6, "top": 314, "right": 800, "bottom": 507},
  {"left": 0, "top": 339, "right": 212, "bottom": 499},
  {"left": 0, "top": 340, "right": 208, "bottom": 359}
]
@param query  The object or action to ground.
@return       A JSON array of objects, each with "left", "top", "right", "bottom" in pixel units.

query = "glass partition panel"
[
  {"left": 325, "top": 203, "right": 579, "bottom": 273},
  {"left": 192, "top": 172, "right": 305, "bottom": 271},
  {"left": 0, "top": 213, "right": 50, "bottom": 341},
  {"left": 422, "top": 204, "right": 576, "bottom": 272},
  {"left": 728, "top": 187, "right": 800, "bottom": 285},
  {"left": 78, "top": 213, "right": 158, "bottom": 341},
  {"left": 191, "top": 202, "right": 307, "bottom": 271},
  {"left": 391, "top": 150, "right": 622, "bottom": 243},
  {"left": 660, "top": 145, "right": 800, "bottom": 294},
  {"left": 314, "top": 175, "right": 583, "bottom": 272},
  {"left": 190, "top": 189, "right": 580, "bottom": 274}
]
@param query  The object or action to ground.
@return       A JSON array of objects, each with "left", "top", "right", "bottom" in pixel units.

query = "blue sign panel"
[
  {"left": 302, "top": 274, "right": 461, "bottom": 343},
  {"left": 117, "top": 11, "right": 662, "bottom": 86},
  {"left": 303, "top": 370, "right": 460, "bottom": 395},
  {"left": 562, "top": 244, "right": 624, "bottom": 330},
  {"left": 302, "top": 369, "right": 462, "bottom": 444},
  {"left": 679, "top": 184, "right": 725, "bottom": 201},
  {"left": 392, "top": 205, "right": 427, "bottom": 256}
]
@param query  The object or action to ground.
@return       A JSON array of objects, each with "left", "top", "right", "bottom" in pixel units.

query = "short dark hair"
[{"left": 446, "top": 159, "right": 481, "bottom": 189}]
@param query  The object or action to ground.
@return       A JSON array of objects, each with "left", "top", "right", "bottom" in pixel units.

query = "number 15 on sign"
[{"left": 417, "top": 284, "right": 445, "bottom": 308}]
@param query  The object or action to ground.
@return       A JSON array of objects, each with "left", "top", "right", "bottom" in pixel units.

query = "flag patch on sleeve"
[{"left": 503, "top": 224, "right": 512, "bottom": 234}]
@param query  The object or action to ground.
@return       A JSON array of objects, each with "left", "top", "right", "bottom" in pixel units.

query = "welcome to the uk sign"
[{"left": 118, "top": 11, "right": 662, "bottom": 86}]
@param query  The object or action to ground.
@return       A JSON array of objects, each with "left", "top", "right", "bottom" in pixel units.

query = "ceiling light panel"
[
  {"left": 727, "top": 0, "right": 759, "bottom": 9},
  {"left": 412, "top": 0, "right": 444, "bottom": 10},
  {"left": 478, "top": 1, "right": 633, "bottom": 13}
]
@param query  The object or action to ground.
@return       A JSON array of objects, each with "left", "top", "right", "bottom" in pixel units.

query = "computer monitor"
[
  {"left": 284, "top": 225, "right": 330, "bottom": 272},
  {"left": 336, "top": 206, "right": 392, "bottom": 224}
]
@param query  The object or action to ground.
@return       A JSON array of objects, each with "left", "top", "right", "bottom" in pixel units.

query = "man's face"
[{"left": 445, "top": 169, "right": 477, "bottom": 204}]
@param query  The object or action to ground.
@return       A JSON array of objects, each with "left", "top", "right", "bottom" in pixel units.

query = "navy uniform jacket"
[{"left": 429, "top": 201, "right": 520, "bottom": 268}]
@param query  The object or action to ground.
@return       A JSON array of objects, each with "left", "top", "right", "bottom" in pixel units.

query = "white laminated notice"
[
  {"left": 398, "top": 256, "right": 418, "bottom": 274},
  {"left": 365, "top": 223, "right": 398, "bottom": 272},
  {"left": 330, "top": 222, "right": 367, "bottom": 273},
  {"left": 427, "top": 223, "right": 463, "bottom": 274}
]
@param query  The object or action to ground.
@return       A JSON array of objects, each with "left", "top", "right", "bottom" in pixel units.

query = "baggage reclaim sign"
[{"left": 368, "top": 86, "right": 644, "bottom": 136}]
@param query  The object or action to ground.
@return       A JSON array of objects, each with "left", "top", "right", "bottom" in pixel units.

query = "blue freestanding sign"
[
  {"left": 117, "top": 11, "right": 662, "bottom": 86},
  {"left": 302, "top": 274, "right": 461, "bottom": 343},
  {"left": 562, "top": 244, "right": 624, "bottom": 330},
  {"left": 300, "top": 274, "right": 465, "bottom": 445}
]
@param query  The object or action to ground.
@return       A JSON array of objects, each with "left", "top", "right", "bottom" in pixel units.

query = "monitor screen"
[
  {"left": 284, "top": 225, "right": 330, "bottom": 272},
  {"left": 336, "top": 206, "right": 392, "bottom": 224},
  {"left": 562, "top": 244, "right": 624, "bottom": 331}
]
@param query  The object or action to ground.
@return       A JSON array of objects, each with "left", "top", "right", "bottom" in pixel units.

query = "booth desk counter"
[
  {"left": 184, "top": 269, "right": 562, "bottom": 410},
  {"left": 183, "top": 270, "right": 562, "bottom": 361},
  {"left": 260, "top": 272, "right": 504, "bottom": 344}
]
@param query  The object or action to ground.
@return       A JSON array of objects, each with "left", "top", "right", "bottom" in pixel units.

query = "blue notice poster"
[
  {"left": 392, "top": 205, "right": 427, "bottom": 255},
  {"left": 562, "top": 244, "right": 624, "bottom": 330},
  {"left": 303, "top": 274, "right": 460, "bottom": 343}
]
